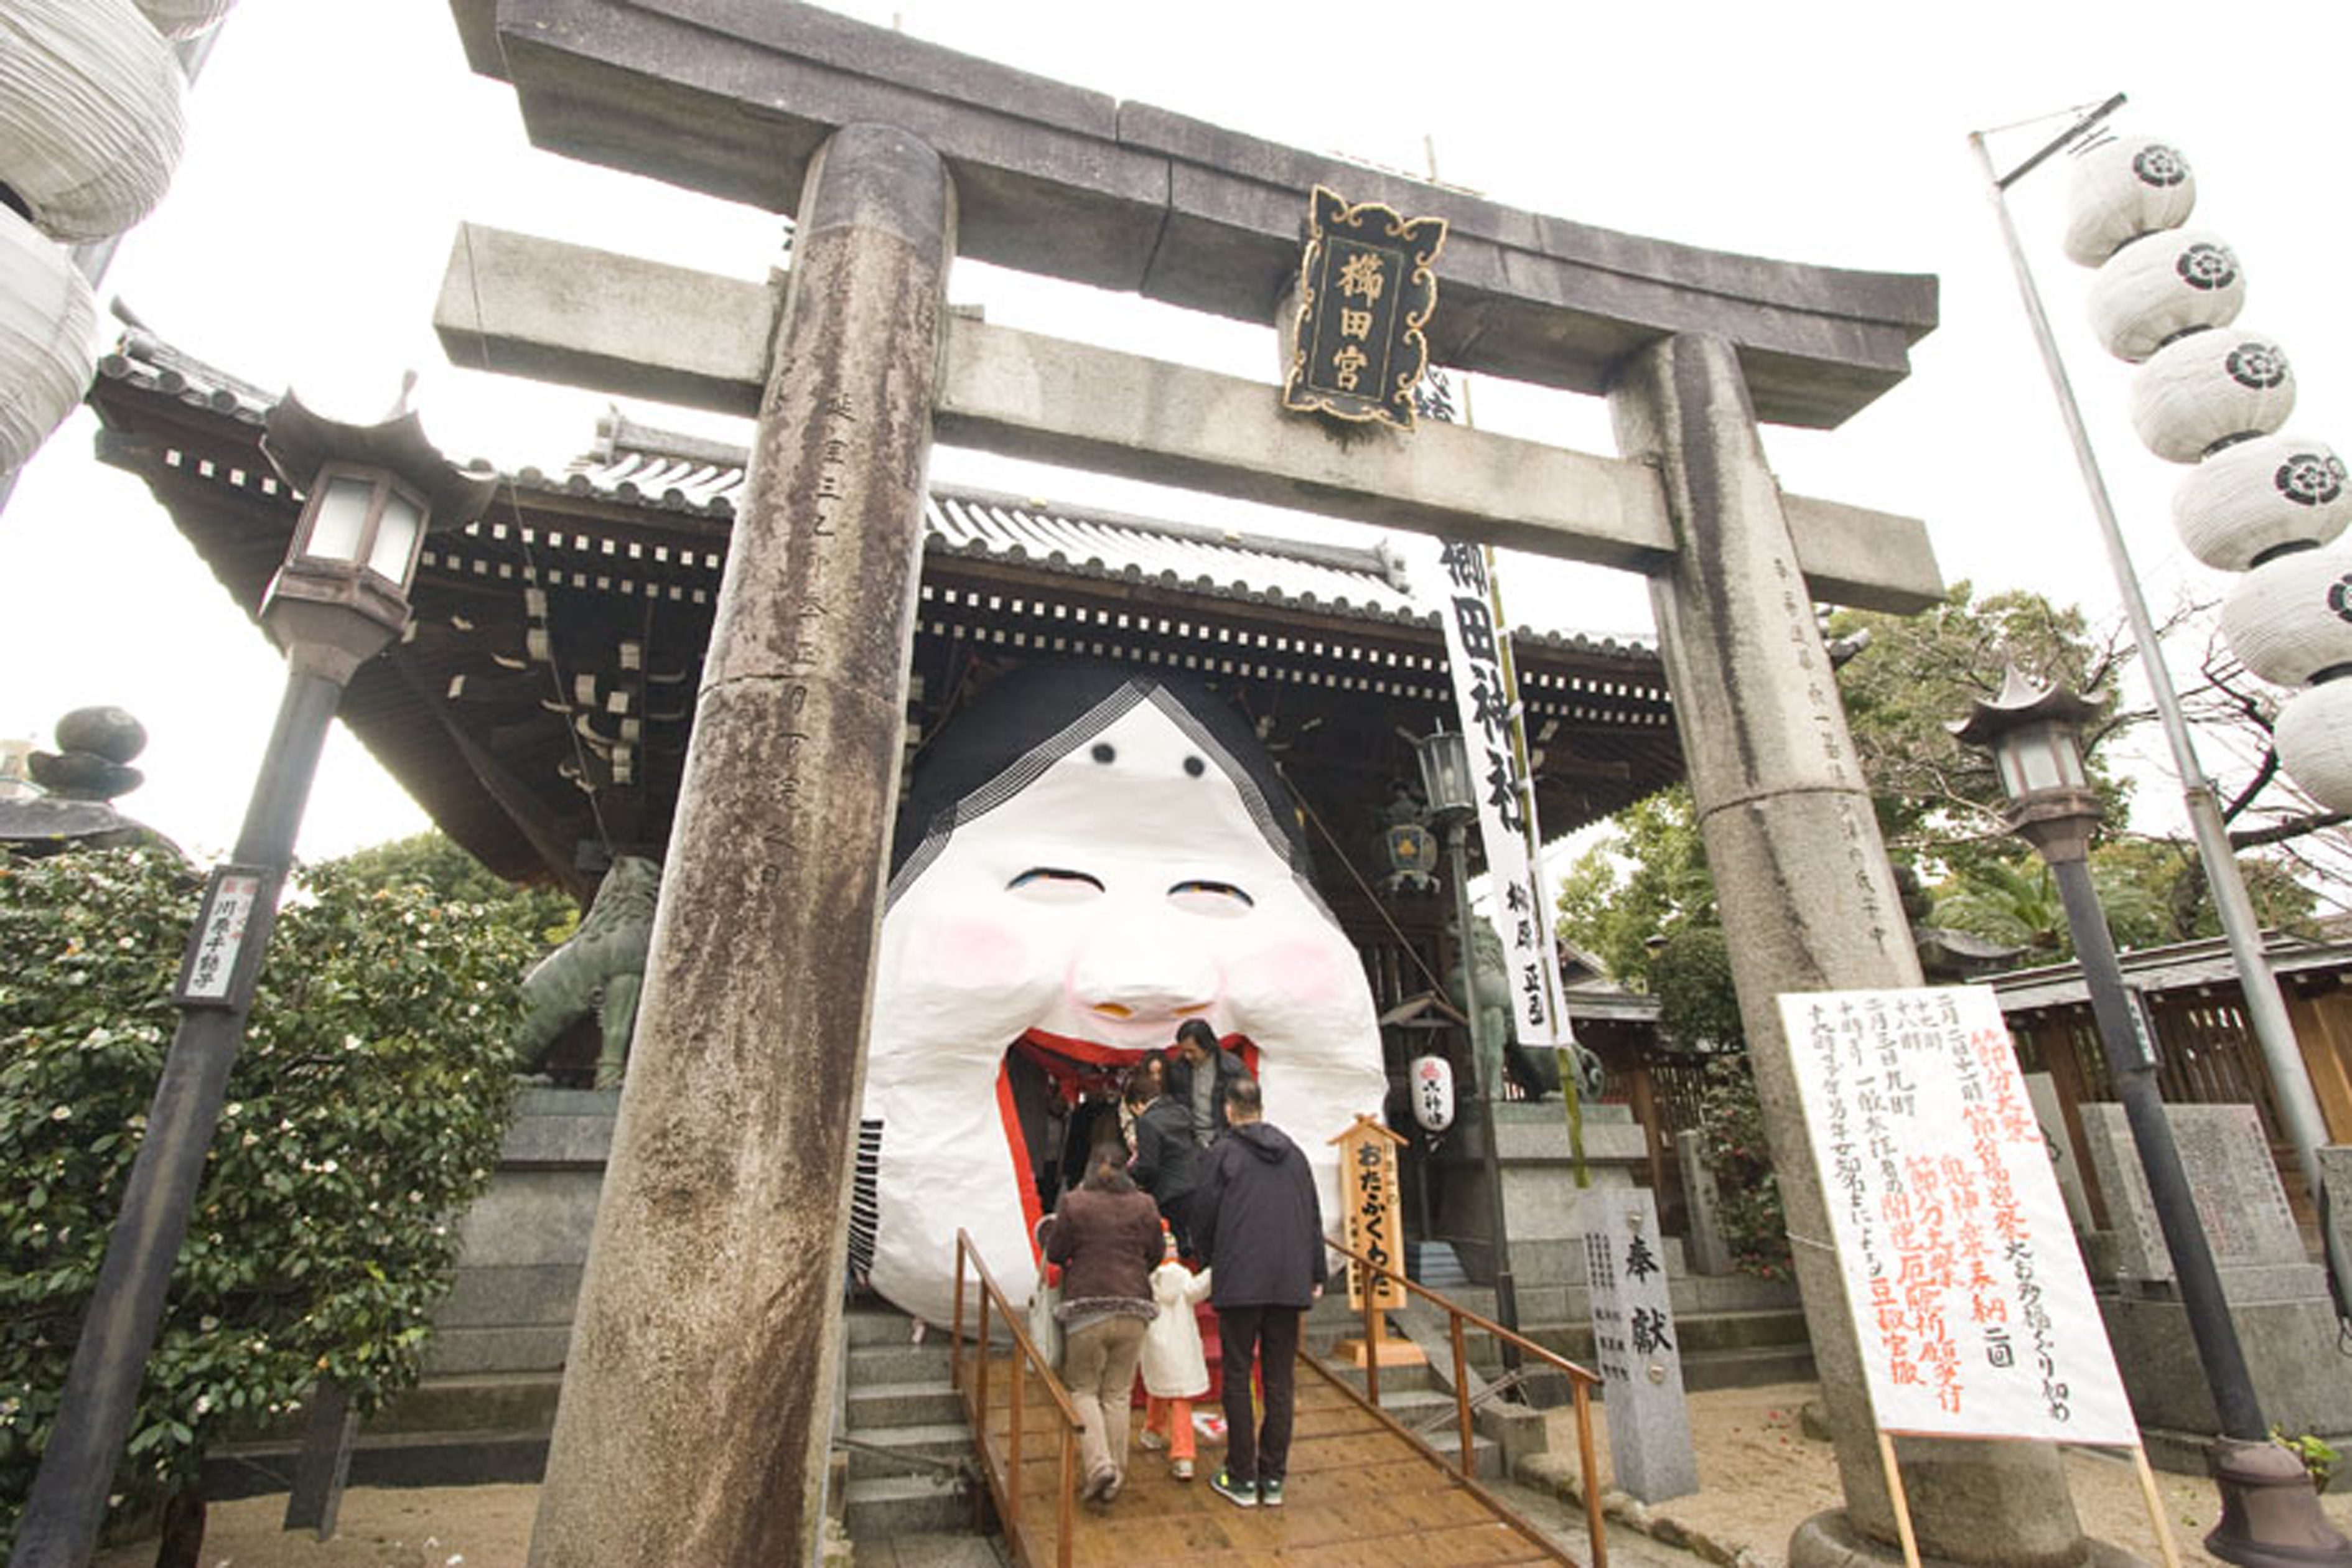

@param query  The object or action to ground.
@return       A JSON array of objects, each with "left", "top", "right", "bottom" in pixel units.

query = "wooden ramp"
[{"left": 971, "top": 1349, "right": 1575, "bottom": 1567}]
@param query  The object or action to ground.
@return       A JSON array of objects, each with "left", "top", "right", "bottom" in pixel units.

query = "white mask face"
[{"left": 858, "top": 696, "right": 1385, "bottom": 1324}]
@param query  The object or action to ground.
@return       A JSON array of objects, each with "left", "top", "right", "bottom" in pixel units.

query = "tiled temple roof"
[{"left": 92, "top": 335, "right": 1658, "bottom": 666}]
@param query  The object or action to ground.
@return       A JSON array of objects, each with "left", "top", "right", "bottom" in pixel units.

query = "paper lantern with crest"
[
  {"left": 2130, "top": 331, "right": 2294, "bottom": 463},
  {"left": 0, "top": 205, "right": 99, "bottom": 475},
  {"left": 0, "top": 0, "right": 185, "bottom": 244},
  {"left": 2217, "top": 549, "right": 2352, "bottom": 689},
  {"left": 2172, "top": 434, "right": 2350, "bottom": 572},
  {"left": 2063, "top": 134, "right": 2196, "bottom": 266},
  {"left": 2275, "top": 681, "right": 2352, "bottom": 811},
  {"left": 2086, "top": 230, "right": 2244, "bottom": 363}
]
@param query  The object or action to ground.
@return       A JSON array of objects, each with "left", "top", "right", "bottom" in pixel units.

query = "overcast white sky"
[{"left": 4, "top": 1, "right": 2347, "bottom": 895}]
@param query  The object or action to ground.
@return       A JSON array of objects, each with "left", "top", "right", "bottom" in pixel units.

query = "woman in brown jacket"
[{"left": 1040, "top": 1147, "right": 1162, "bottom": 1503}]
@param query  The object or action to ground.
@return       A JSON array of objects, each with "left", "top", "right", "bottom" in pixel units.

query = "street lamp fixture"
[
  {"left": 1954, "top": 667, "right": 2350, "bottom": 1568},
  {"left": 259, "top": 388, "right": 490, "bottom": 674},
  {"left": 9, "top": 387, "right": 493, "bottom": 1568},
  {"left": 1411, "top": 727, "right": 1521, "bottom": 1362},
  {"left": 1413, "top": 724, "right": 1477, "bottom": 821}
]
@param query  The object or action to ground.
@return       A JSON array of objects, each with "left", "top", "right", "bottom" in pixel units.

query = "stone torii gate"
[{"left": 437, "top": 4, "right": 2121, "bottom": 1565}]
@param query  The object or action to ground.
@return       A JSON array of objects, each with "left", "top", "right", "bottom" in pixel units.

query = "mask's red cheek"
[
  {"left": 1232, "top": 938, "right": 1345, "bottom": 1007},
  {"left": 920, "top": 919, "right": 1032, "bottom": 992}
]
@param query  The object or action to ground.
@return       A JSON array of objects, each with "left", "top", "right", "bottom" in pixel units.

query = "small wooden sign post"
[{"left": 1328, "top": 1114, "right": 1424, "bottom": 1368}]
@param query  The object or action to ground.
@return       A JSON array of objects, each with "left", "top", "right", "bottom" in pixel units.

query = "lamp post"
[
  {"left": 9, "top": 390, "right": 493, "bottom": 1568},
  {"left": 1414, "top": 727, "right": 1521, "bottom": 1365},
  {"left": 1954, "top": 668, "right": 2350, "bottom": 1568}
]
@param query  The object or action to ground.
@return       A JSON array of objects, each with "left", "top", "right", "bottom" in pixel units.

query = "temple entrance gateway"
[{"left": 420, "top": 4, "right": 2117, "bottom": 1566}]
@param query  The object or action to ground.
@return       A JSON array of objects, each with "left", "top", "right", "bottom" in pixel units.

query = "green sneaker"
[
  {"left": 1259, "top": 1477, "right": 1284, "bottom": 1508},
  {"left": 1208, "top": 1467, "right": 1258, "bottom": 1508}
]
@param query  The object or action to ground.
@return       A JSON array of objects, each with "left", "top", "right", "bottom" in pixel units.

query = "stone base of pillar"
[{"left": 1790, "top": 1506, "right": 2149, "bottom": 1568}]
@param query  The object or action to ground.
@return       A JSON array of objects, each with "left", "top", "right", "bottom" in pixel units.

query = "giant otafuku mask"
[{"left": 856, "top": 664, "right": 1386, "bottom": 1325}]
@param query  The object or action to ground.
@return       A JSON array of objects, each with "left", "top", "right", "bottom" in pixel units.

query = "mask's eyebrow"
[
  {"left": 1169, "top": 879, "right": 1253, "bottom": 907},
  {"left": 1009, "top": 867, "right": 1106, "bottom": 892}
]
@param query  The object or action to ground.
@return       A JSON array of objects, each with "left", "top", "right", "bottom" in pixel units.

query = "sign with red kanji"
[{"left": 1778, "top": 987, "right": 2135, "bottom": 1444}]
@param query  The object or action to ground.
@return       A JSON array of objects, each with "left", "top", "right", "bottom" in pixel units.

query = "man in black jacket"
[
  {"left": 1163, "top": 1019, "right": 1248, "bottom": 1149},
  {"left": 1190, "top": 1075, "right": 1326, "bottom": 1510}
]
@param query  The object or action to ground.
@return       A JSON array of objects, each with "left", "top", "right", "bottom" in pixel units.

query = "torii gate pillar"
[
  {"left": 526, "top": 123, "right": 953, "bottom": 1568},
  {"left": 1611, "top": 334, "right": 2101, "bottom": 1564}
]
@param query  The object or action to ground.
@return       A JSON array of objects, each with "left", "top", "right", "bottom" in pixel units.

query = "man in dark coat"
[
  {"left": 1162, "top": 1019, "right": 1248, "bottom": 1149},
  {"left": 1125, "top": 1065, "right": 1198, "bottom": 1255},
  {"left": 1189, "top": 1075, "right": 1326, "bottom": 1510}
]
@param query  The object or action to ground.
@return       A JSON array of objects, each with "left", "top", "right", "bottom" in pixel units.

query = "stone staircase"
[{"left": 836, "top": 1296, "right": 979, "bottom": 1540}]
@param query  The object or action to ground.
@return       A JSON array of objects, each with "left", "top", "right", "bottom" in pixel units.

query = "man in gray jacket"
[{"left": 1189, "top": 1075, "right": 1325, "bottom": 1510}]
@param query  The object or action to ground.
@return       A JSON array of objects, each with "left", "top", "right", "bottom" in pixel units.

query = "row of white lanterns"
[
  {"left": 0, "top": 0, "right": 233, "bottom": 475},
  {"left": 2063, "top": 134, "right": 2352, "bottom": 811}
]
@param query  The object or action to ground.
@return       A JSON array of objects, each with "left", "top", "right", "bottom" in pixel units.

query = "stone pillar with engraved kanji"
[
  {"left": 1611, "top": 332, "right": 2130, "bottom": 1568},
  {"left": 526, "top": 123, "right": 953, "bottom": 1568}
]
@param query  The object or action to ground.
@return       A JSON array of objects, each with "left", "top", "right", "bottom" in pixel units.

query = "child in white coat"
[{"left": 1137, "top": 1223, "right": 1213, "bottom": 1480}]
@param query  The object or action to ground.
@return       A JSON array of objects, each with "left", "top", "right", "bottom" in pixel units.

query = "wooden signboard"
[{"left": 1329, "top": 1114, "right": 1422, "bottom": 1368}]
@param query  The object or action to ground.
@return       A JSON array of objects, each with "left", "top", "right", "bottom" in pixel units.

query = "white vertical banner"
[
  {"left": 1775, "top": 986, "right": 2137, "bottom": 1444},
  {"left": 1411, "top": 534, "right": 1570, "bottom": 1046}
]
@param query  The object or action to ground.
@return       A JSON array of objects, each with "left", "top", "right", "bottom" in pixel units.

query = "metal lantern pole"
[
  {"left": 1969, "top": 102, "right": 2352, "bottom": 1320},
  {"left": 10, "top": 393, "right": 491, "bottom": 1568},
  {"left": 1956, "top": 671, "right": 2349, "bottom": 1568},
  {"left": 1418, "top": 729, "right": 1521, "bottom": 1365}
]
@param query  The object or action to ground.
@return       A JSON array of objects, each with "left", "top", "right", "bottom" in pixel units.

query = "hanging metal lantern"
[
  {"left": 2172, "top": 434, "right": 2351, "bottom": 572},
  {"left": 2130, "top": 330, "right": 2294, "bottom": 463},
  {"left": 0, "top": 0, "right": 185, "bottom": 243},
  {"left": 1409, "top": 1053, "right": 1455, "bottom": 1132},
  {"left": 2275, "top": 679, "right": 2352, "bottom": 813},
  {"left": 0, "top": 203, "right": 98, "bottom": 475},
  {"left": 2063, "top": 134, "right": 2196, "bottom": 267},
  {"left": 130, "top": 0, "right": 235, "bottom": 40},
  {"left": 2218, "top": 548, "right": 2352, "bottom": 688},
  {"left": 2086, "top": 230, "right": 2243, "bottom": 364}
]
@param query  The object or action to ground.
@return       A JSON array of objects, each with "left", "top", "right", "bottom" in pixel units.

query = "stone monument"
[
  {"left": 2080, "top": 1103, "right": 2352, "bottom": 1466},
  {"left": 1584, "top": 1186, "right": 1699, "bottom": 1502}
]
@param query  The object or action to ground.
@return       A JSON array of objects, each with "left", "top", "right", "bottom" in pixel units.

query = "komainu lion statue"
[
  {"left": 513, "top": 856, "right": 662, "bottom": 1088},
  {"left": 1447, "top": 915, "right": 1606, "bottom": 1104}
]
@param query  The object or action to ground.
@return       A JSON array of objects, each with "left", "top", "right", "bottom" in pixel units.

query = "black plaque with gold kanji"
[{"left": 1282, "top": 185, "right": 1447, "bottom": 429}]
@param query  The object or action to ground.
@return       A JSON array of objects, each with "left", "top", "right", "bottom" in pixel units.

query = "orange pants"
[{"left": 1144, "top": 1395, "right": 1195, "bottom": 1462}]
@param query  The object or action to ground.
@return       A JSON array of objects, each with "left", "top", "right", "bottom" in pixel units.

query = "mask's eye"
[
  {"left": 1007, "top": 867, "right": 1104, "bottom": 904},
  {"left": 1168, "top": 879, "right": 1253, "bottom": 917}
]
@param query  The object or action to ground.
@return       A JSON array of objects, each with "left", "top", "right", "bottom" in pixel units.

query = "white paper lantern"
[
  {"left": 2218, "top": 549, "right": 2352, "bottom": 688},
  {"left": 2063, "top": 135, "right": 2196, "bottom": 267},
  {"left": 2086, "top": 230, "right": 2244, "bottom": 363},
  {"left": 1409, "top": 1053, "right": 1454, "bottom": 1132},
  {"left": 0, "top": 0, "right": 185, "bottom": 243},
  {"left": 2172, "top": 434, "right": 2351, "bottom": 572},
  {"left": 2130, "top": 331, "right": 2294, "bottom": 463},
  {"left": 131, "top": 0, "right": 235, "bottom": 40},
  {"left": 2275, "top": 679, "right": 2352, "bottom": 812},
  {"left": 0, "top": 204, "right": 99, "bottom": 475}
]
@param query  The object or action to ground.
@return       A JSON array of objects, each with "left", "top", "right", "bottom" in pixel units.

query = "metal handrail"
[
  {"left": 1324, "top": 1234, "right": 1608, "bottom": 1567},
  {"left": 951, "top": 1229, "right": 1085, "bottom": 1568}
]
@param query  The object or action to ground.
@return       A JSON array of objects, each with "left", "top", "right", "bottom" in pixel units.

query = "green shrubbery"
[
  {"left": 0, "top": 846, "right": 534, "bottom": 1549},
  {"left": 1693, "top": 1055, "right": 1793, "bottom": 1282}
]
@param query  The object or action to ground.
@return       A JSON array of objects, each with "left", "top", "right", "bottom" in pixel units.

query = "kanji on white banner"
[{"left": 1407, "top": 533, "right": 1570, "bottom": 1046}]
